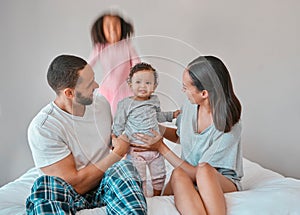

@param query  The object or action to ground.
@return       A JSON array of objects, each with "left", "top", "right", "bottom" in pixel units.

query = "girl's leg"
[
  {"left": 195, "top": 162, "right": 237, "bottom": 215},
  {"left": 171, "top": 168, "right": 206, "bottom": 215}
]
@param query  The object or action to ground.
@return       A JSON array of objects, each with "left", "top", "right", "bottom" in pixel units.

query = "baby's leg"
[
  {"left": 148, "top": 153, "right": 166, "bottom": 196},
  {"left": 130, "top": 150, "right": 148, "bottom": 196}
]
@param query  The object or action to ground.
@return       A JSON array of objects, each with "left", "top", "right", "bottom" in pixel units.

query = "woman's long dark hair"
[{"left": 187, "top": 56, "right": 241, "bottom": 132}]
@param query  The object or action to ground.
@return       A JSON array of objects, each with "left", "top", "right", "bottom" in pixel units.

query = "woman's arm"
[
  {"left": 159, "top": 125, "right": 179, "bottom": 143},
  {"left": 134, "top": 131, "right": 197, "bottom": 182},
  {"left": 159, "top": 140, "right": 197, "bottom": 181}
]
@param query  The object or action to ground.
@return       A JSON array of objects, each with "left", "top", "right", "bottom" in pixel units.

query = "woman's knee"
[
  {"left": 170, "top": 168, "right": 188, "bottom": 183},
  {"left": 196, "top": 162, "right": 215, "bottom": 179}
]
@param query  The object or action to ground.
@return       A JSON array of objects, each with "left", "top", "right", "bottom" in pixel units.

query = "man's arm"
[{"left": 41, "top": 137, "right": 129, "bottom": 195}]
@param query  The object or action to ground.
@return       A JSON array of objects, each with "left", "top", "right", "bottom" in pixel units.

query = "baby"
[{"left": 112, "top": 62, "right": 180, "bottom": 196}]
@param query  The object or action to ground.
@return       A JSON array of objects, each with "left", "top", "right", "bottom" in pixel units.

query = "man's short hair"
[{"left": 47, "top": 55, "right": 87, "bottom": 94}]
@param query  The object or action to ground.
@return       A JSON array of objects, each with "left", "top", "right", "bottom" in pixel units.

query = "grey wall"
[{"left": 1, "top": 0, "right": 299, "bottom": 186}]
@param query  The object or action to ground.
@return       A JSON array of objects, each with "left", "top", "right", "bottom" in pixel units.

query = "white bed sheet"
[{"left": 1, "top": 157, "right": 300, "bottom": 215}]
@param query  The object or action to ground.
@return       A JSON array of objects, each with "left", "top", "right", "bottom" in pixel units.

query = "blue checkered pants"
[{"left": 26, "top": 160, "right": 147, "bottom": 215}]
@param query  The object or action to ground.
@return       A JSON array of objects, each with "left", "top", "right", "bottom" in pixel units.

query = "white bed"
[{"left": 1, "top": 140, "right": 300, "bottom": 215}]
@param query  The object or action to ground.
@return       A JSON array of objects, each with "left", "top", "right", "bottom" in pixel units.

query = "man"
[{"left": 26, "top": 55, "right": 147, "bottom": 214}]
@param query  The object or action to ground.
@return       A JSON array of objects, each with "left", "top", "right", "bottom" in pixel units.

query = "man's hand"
[{"left": 112, "top": 134, "right": 130, "bottom": 157}]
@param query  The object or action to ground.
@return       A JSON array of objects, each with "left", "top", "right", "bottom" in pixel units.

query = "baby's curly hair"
[{"left": 128, "top": 62, "right": 158, "bottom": 85}]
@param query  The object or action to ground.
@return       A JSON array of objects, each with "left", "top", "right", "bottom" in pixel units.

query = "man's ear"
[{"left": 63, "top": 88, "right": 74, "bottom": 99}]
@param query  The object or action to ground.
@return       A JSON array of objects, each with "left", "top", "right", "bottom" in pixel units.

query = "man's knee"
[
  {"left": 29, "top": 175, "right": 73, "bottom": 203},
  {"left": 26, "top": 175, "right": 77, "bottom": 215},
  {"left": 108, "top": 160, "right": 141, "bottom": 180},
  {"left": 32, "top": 175, "right": 65, "bottom": 190}
]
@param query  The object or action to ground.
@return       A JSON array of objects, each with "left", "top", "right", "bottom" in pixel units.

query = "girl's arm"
[
  {"left": 128, "top": 39, "right": 141, "bottom": 66},
  {"left": 88, "top": 43, "right": 103, "bottom": 67}
]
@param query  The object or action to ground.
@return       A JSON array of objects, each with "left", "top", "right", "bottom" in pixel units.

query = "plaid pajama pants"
[{"left": 26, "top": 160, "right": 147, "bottom": 215}]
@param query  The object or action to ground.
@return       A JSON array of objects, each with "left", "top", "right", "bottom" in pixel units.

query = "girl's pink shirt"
[{"left": 88, "top": 39, "right": 140, "bottom": 116}]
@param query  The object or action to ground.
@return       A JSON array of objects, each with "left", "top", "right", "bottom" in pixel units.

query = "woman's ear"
[
  {"left": 63, "top": 88, "right": 74, "bottom": 99},
  {"left": 201, "top": 90, "right": 209, "bottom": 99}
]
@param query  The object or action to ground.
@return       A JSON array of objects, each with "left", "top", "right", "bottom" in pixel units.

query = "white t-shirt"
[{"left": 28, "top": 94, "right": 112, "bottom": 174}]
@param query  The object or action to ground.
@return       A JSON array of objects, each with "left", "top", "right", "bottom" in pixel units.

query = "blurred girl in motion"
[{"left": 89, "top": 12, "right": 140, "bottom": 115}]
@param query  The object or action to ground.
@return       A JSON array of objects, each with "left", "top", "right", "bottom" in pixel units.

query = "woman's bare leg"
[
  {"left": 171, "top": 168, "right": 206, "bottom": 215},
  {"left": 195, "top": 162, "right": 237, "bottom": 215},
  {"left": 162, "top": 181, "right": 173, "bottom": 195},
  {"left": 153, "top": 189, "right": 162, "bottom": 196}
]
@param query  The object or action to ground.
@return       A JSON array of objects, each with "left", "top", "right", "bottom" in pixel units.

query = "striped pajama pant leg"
[
  {"left": 99, "top": 159, "right": 147, "bottom": 214},
  {"left": 26, "top": 160, "right": 147, "bottom": 215}
]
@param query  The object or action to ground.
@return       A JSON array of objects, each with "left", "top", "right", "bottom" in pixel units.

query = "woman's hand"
[{"left": 132, "top": 129, "right": 164, "bottom": 152}]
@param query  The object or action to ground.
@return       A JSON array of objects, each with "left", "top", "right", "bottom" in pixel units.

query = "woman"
[{"left": 134, "top": 56, "right": 243, "bottom": 215}]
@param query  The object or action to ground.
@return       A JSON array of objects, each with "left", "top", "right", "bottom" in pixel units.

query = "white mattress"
[{"left": 1, "top": 156, "right": 300, "bottom": 215}]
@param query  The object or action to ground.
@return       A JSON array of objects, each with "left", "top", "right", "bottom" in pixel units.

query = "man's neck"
[{"left": 54, "top": 97, "right": 85, "bottom": 117}]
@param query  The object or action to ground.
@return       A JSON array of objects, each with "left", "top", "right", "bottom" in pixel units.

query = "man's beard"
[{"left": 75, "top": 91, "right": 93, "bottom": 105}]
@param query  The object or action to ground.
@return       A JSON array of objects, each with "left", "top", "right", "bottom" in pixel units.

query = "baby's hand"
[{"left": 173, "top": 109, "right": 181, "bottom": 118}]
